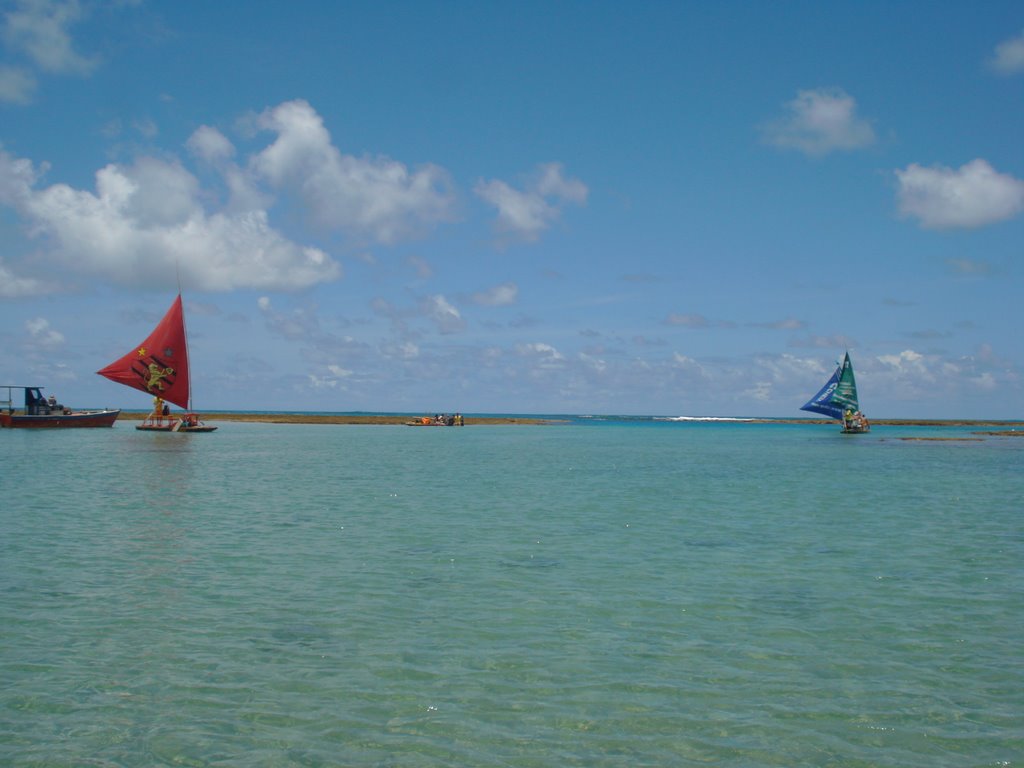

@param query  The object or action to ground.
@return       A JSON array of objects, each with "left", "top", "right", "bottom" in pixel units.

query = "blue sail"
[{"left": 800, "top": 366, "right": 845, "bottom": 420}]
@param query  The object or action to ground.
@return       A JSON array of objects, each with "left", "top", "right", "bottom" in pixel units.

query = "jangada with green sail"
[
  {"left": 97, "top": 294, "right": 217, "bottom": 433},
  {"left": 800, "top": 352, "right": 870, "bottom": 433}
]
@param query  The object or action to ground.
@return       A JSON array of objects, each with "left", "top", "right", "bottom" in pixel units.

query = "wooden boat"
[
  {"left": 0, "top": 385, "right": 120, "bottom": 428},
  {"left": 97, "top": 294, "right": 217, "bottom": 433}
]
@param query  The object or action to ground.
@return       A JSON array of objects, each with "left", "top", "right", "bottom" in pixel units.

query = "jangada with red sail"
[{"left": 97, "top": 294, "right": 217, "bottom": 433}]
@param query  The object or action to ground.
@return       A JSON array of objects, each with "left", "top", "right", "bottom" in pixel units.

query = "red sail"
[{"left": 97, "top": 295, "right": 191, "bottom": 410}]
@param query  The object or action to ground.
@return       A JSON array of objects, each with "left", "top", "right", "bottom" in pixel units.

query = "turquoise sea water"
[{"left": 1, "top": 419, "right": 1021, "bottom": 767}]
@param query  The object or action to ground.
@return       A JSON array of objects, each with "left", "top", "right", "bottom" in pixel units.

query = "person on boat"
[
  {"left": 153, "top": 395, "right": 164, "bottom": 425},
  {"left": 47, "top": 394, "right": 57, "bottom": 408}
]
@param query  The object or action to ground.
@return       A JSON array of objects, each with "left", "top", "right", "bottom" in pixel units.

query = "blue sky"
[{"left": 1, "top": 1, "right": 1022, "bottom": 418}]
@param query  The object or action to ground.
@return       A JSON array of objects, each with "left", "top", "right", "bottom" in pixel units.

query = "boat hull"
[
  {"left": 136, "top": 423, "right": 217, "bottom": 433},
  {"left": 135, "top": 414, "right": 217, "bottom": 433},
  {"left": 0, "top": 409, "right": 121, "bottom": 429}
]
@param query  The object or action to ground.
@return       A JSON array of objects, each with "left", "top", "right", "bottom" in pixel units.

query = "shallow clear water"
[{"left": 2, "top": 421, "right": 1021, "bottom": 766}]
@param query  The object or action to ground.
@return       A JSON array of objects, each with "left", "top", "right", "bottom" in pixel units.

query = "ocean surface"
[{"left": 1, "top": 417, "right": 1021, "bottom": 767}]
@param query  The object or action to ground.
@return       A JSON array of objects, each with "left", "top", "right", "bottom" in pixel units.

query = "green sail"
[{"left": 831, "top": 352, "right": 860, "bottom": 411}]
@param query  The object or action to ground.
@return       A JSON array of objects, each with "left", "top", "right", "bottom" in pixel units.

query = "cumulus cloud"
[
  {"left": 252, "top": 99, "right": 456, "bottom": 243},
  {"left": 475, "top": 162, "right": 588, "bottom": 243},
  {"left": 895, "top": 159, "right": 1024, "bottom": 229},
  {"left": 989, "top": 29, "right": 1024, "bottom": 74},
  {"left": 0, "top": 147, "right": 340, "bottom": 291},
  {"left": 187, "top": 125, "right": 271, "bottom": 214},
  {"left": 0, "top": 147, "right": 40, "bottom": 204},
  {"left": 761, "top": 87, "right": 876, "bottom": 156},
  {"left": 187, "top": 125, "right": 236, "bottom": 164},
  {"left": 1, "top": 0, "right": 96, "bottom": 87},
  {"left": 471, "top": 282, "right": 518, "bottom": 306}
]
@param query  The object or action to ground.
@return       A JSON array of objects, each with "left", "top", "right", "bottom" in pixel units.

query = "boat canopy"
[{"left": 1, "top": 385, "right": 52, "bottom": 415}]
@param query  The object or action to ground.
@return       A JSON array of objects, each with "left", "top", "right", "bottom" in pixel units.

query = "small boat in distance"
[
  {"left": 800, "top": 352, "right": 870, "bottom": 433},
  {"left": 406, "top": 414, "right": 464, "bottom": 426},
  {"left": 0, "top": 385, "right": 120, "bottom": 429},
  {"left": 97, "top": 294, "right": 217, "bottom": 433}
]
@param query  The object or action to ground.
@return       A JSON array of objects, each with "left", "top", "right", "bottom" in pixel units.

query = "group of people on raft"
[
  {"left": 146, "top": 396, "right": 199, "bottom": 428},
  {"left": 414, "top": 413, "right": 464, "bottom": 426},
  {"left": 843, "top": 408, "right": 870, "bottom": 432},
  {"left": 149, "top": 396, "right": 173, "bottom": 425}
]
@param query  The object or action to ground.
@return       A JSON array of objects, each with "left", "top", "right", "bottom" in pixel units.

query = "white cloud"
[
  {"left": 327, "top": 364, "right": 352, "bottom": 378},
  {"left": 25, "top": 317, "right": 64, "bottom": 347},
  {"left": 0, "top": 148, "right": 340, "bottom": 291},
  {"left": 0, "top": 147, "right": 41, "bottom": 204},
  {"left": 895, "top": 159, "right": 1024, "bottom": 229},
  {"left": 990, "top": 29, "right": 1024, "bottom": 74},
  {"left": 0, "top": 259, "right": 51, "bottom": 297},
  {"left": 761, "top": 87, "right": 876, "bottom": 156},
  {"left": 878, "top": 349, "right": 929, "bottom": 377},
  {"left": 308, "top": 374, "right": 341, "bottom": 390},
  {"left": 743, "top": 381, "right": 773, "bottom": 402},
  {"left": 971, "top": 372, "right": 997, "bottom": 390},
  {"left": 535, "top": 163, "right": 588, "bottom": 203},
  {"left": 0, "top": 65, "right": 35, "bottom": 104},
  {"left": 257, "top": 296, "right": 323, "bottom": 340},
  {"left": 396, "top": 342, "right": 419, "bottom": 359},
  {"left": 472, "top": 282, "right": 518, "bottom": 306},
  {"left": 187, "top": 125, "right": 271, "bottom": 214},
  {"left": 187, "top": 126, "right": 236, "bottom": 164},
  {"left": 252, "top": 99, "right": 456, "bottom": 243},
  {"left": 475, "top": 162, "right": 588, "bottom": 243},
  {"left": 423, "top": 294, "right": 464, "bottom": 334},
  {"left": 516, "top": 342, "right": 564, "bottom": 361},
  {"left": 2, "top": 0, "right": 96, "bottom": 76}
]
